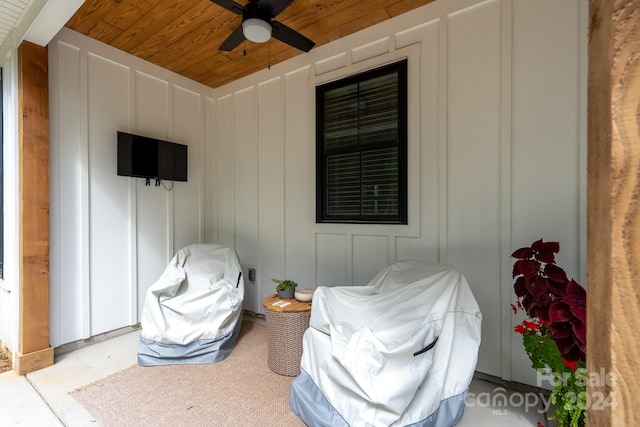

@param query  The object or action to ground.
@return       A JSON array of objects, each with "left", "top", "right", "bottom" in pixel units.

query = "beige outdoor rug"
[{"left": 71, "top": 321, "right": 305, "bottom": 426}]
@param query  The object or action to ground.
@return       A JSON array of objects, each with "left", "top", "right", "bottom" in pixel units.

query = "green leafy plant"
[
  {"left": 271, "top": 278, "right": 298, "bottom": 292},
  {"left": 512, "top": 239, "right": 586, "bottom": 427}
]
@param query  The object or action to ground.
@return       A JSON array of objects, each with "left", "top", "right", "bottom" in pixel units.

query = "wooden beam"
[
  {"left": 587, "top": 0, "right": 640, "bottom": 424},
  {"left": 16, "top": 41, "right": 53, "bottom": 374}
]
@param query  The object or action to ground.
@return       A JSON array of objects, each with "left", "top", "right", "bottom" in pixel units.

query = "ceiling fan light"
[{"left": 242, "top": 18, "right": 272, "bottom": 43}]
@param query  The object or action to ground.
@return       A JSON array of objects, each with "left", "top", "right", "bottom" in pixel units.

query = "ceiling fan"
[{"left": 211, "top": 0, "right": 315, "bottom": 52}]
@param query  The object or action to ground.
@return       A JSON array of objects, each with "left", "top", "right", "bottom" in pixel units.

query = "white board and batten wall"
[
  {"left": 48, "top": 30, "right": 216, "bottom": 346},
  {"left": 49, "top": 0, "right": 587, "bottom": 386},
  {"left": 212, "top": 0, "right": 588, "bottom": 384}
]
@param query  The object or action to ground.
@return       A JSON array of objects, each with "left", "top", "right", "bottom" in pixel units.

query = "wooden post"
[
  {"left": 16, "top": 41, "right": 53, "bottom": 374},
  {"left": 587, "top": 0, "right": 640, "bottom": 425}
]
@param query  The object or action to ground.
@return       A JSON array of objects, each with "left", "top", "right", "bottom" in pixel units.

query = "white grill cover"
[
  {"left": 137, "top": 244, "right": 244, "bottom": 366},
  {"left": 291, "top": 260, "right": 482, "bottom": 426}
]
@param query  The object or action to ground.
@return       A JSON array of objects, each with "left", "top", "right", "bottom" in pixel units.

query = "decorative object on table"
[
  {"left": 272, "top": 278, "right": 298, "bottom": 299},
  {"left": 511, "top": 239, "right": 587, "bottom": 427},
  {"left": 294, "top": 288, "right": 315, "bottom": 303}
]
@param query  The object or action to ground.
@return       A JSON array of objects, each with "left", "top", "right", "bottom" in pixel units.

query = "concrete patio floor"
[{"left": 0, "top": 318, "right": 548, "bottom": 426}]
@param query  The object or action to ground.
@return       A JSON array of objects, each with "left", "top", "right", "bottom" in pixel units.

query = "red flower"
[
  {"left": 563, "top": 359, "right": 578, "bottom": 371},
  {"left": 522, "top": 320, "right": 540, "bottom": 331},
  {"left": 514, "top": 324, "right": 526, "bottom": 335}
]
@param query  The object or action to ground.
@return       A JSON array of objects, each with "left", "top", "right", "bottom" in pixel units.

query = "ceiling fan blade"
[
  {"left": 258, "top": 0, "right": 294, "bottom": 18},
  {"left": 271, "top": 20, "right": 315, "bottom": 52},
  {"left": 210, "top": 0, "right": 244, "bottom": 15},
  {"left": 219, "top": 25, "right": 246, "bottom": 51}
]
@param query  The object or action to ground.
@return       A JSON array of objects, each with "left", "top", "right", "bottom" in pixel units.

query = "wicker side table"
[{"left": 262, "top": 294, "right": 312, "bottom": 376}]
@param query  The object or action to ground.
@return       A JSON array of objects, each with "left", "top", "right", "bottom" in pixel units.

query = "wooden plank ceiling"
[{"left": 65, "top": 0, "right": 435, "bottom": 89}]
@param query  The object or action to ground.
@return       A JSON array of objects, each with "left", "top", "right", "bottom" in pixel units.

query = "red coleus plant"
[{"left": 512, "top": 239, "right": 586, "bottom": 363}]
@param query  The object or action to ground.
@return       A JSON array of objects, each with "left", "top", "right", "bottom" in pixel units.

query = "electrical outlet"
[{"left": 248, "top": 267, "right": 256, "bottom": 283}]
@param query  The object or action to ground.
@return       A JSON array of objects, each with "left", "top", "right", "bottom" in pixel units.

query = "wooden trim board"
[
  {"left": 587, "top": 0, "right": 640, "bottom": 425},
  {"left": 14, "top": 347, "right": 54, "bottom": 376},
  {"left": 17, "top": 41, "right": 53, "bottom": 373}
]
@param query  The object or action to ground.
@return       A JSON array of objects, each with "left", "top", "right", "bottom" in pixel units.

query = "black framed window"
[{"left": 316, "top": 60, "right": 407, "bottom": 224}]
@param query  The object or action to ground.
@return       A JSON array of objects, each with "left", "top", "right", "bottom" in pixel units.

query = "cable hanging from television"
[{"left": 161, "top": 180, "right": 174, "bottom": 191}]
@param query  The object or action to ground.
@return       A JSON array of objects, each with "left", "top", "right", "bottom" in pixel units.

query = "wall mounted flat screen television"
[{"left": 117, "top": 131, "right": 188, "bottom": 182}]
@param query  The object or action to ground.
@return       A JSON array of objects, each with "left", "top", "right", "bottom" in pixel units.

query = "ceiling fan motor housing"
[{"left": 242, "top": 1, "right": 273, "bottom": 43}]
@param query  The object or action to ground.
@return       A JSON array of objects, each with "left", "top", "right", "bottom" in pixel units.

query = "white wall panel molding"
[
  {"left": 351, "top": 37, "right": 391, "bottom": 64},
  {"left": 172, "top": 85, "right": 205, "bottom": 252},
  {"left": 49, "top": 40, "right": 89, "bottom": 345},
  {"left": 78, "top": 44, "right": 91, "bottom": 339},
  {"left": 125, "top": 59, "right": 138, "bottom": 327},
  {"left": 314, "top": 52, "right": 347, "bottom": 76},
  {"left": 56, "top": 28, "right": 215, "bottom": 96},
  {"left": 284, "top": 66, "right": 314, "bottom": 289},
  {"left": 395, "top": 19, "right": 439, "bottom": 50},
  {"left": 352, "top": 235, "right": 390, "bottom": 285},
  {"left": 577, "top": 0, "right": 588, "bottom": 289},
  {"left": 446, "top": 0, "right": 503, "bottom": 376},
  {"left": 257, "top": 77, "right": 285, "bottom": 304},
  {"left": 0, "top": 50, "right": 19, "bottom": 351},
  {"left": 216, "top": 94, "right": 236, "bottom": 248},
  {"left": 398, "top": 19, "right": 440, "bottom": 264},
  {"left": 509, "top": 0, "right": 586, "bottom": 385},
  {"left": 127, "top": 172, "right": 138, "bottom": 325},
  {"left": 200, "top": 95, "right": 208, "bottom": 245},
  {"left": 87, "top": 53, "right": 132, "bottom": 335},
  {"left": 48, "top": 41, "right": 62, "bottom": 346},
  {"left": 133, "top": 70, "right": 171, "bottom": 321},
  {"left": 134, "top": 71, "right": 170, "bottom": 139},
  {"left": 204, "top": 97, "right": 218, "bottom": 243},
  {"left": 314, "top": 44, "right": 418, "bottom": 87},
  {"left": 499, "top": 0, "right": 514, "bottom": 382},
  {"left": 316, "top": 234, "right": 349, "bottom": 287},
  {"left": 437, "top": 5, "right": 450, "bottom": 264},
  {"left": 233, "top": 86, "right": 259, "bottom": 312}
]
